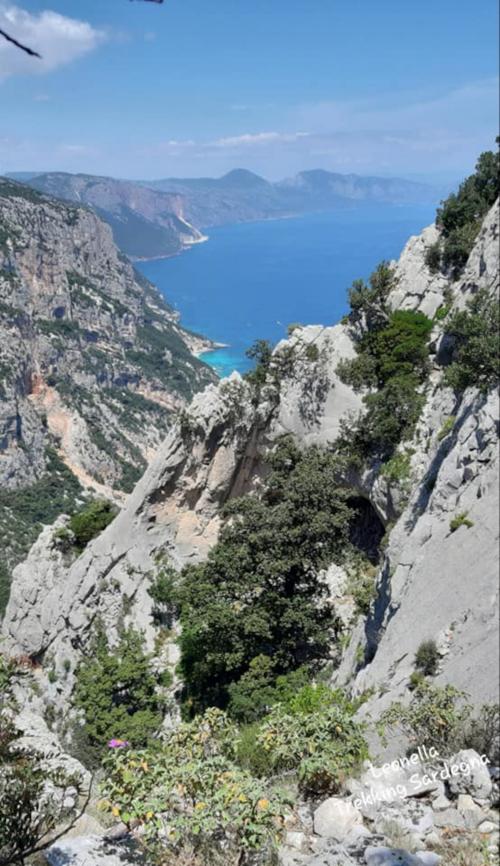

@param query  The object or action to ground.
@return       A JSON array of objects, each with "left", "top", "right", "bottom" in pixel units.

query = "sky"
[{"left": 0, "top": 0, "right": 498, "bottom": 182}]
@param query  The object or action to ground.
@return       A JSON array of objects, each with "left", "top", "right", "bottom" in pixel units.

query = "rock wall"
[{"left": 2, "top": 199, "right": 498, "bottom": 730}]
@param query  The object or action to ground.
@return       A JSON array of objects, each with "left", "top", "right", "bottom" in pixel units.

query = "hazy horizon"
[{"left": 1, "top": 1, "right": 498, "bottom": 183}]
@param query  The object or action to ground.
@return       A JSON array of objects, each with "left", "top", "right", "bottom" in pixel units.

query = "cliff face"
[
  {"left": 2, "top": 199, "right": 499, "bottom": 727},
  {"left": 18, "top": 173, "right": 206, "bottom": 260},
  {"left": 0, "top": 179, "right": 216, "bottom": 598}
]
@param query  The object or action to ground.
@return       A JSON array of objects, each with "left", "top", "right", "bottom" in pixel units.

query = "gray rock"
[
  {"left": 313, "top": 797, "right": 363, "bottom": 839},
  {"left": 364, "top": 848, "right": 440, "bottom": 865},
  {"left": 46, "top": 835, "right": 146, "bottom": 866},
  {"left": 448, "top": 749, "right": 493, "bottom": 801}
]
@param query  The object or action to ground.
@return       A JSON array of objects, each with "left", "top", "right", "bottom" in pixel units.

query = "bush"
[
  {"left": 414, "top": 639, "right": 440, "bottom": 676},
  {"left": 379, "top": 683, "right": 472, "bottom": 754},
  {"left": 435, "top": 143, "right": 499, "bottom": 278},
  {"left": 443, "top": 289, "right": 500, "bottom": 394},
  {"left": 305, "top": 343, "right": 320, "bottom": 362},
  {"left": 449, "top": 511, "right": 474, "bottom": 532},
  {"left": 437, "top": 416, "right": 456, "bottom": 441},
  {"left": 100, "top": 708, "right": 289, "bottom": 861},
  {"left": 177, "top": 437, "right": 354, "bottom": 717},
  {"left": 338, "top": 309, "right": 432, "bottom": 459},
  {"left": 347, "top": 261, "right": 395, "bottom": 332},
  {"left": 257, "top": 689, "right": 368, "bottom": 796},
  {"left": 68, "top": 499, "right": 117, "bottom": 551},
  {"left": 148, "top": 566, "right": 180, "bottom": 627},
  {"left": 73, "top": 627, "right": 163, "bottom": 763},
  {"left": 425, "top": 241, "right": 442, "bottom": 273}
]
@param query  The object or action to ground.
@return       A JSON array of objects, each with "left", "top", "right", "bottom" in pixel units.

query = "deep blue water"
[{"left": 137, "top": 205, "right": 436, "bottom": 377}]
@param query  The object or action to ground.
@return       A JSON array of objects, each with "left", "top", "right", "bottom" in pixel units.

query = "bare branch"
[{"left": 0, "top": 27, "right": 41, "bottom": 57}]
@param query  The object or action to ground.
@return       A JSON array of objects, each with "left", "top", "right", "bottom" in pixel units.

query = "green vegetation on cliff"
[
  {"left": 426, "top": 142, "right": 499, "bottom": 278},
  {"left": 177, "top": 436, "right": 355, "bottom": 717}
]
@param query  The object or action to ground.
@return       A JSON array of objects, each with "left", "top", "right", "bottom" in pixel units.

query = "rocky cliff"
[
  {"left": 1, "top": 184, "right": 498, "bottom": 866},
  {"left": 14, "top": 172, "right": 206, "bottom": 260},
  {"left": 0, "top": 178, "right": 216, "bottom": 605},
  {"left": 3, "top": 197, "right": 498, "bottom": 718}
]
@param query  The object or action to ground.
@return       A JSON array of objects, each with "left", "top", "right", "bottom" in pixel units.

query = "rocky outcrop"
[
  {"left": 2, "top": 375, "right": 259, "bottom": 669},
  {"left": 0, "top": 178, "right": 216, "bottom": 596},
  {"left": 3, "top": 198, "right": 499, "bottom": 744},
  {"left": 18, "top": 172, "right": 206, "bottom": 260}
]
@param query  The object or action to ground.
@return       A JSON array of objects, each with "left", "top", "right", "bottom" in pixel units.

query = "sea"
[{"left": 137, "top": 204, "right": 437, "bottom": 378}]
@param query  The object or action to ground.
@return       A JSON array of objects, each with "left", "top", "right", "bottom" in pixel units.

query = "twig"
[{"left": 0, "top": 28, "right": 41, "bottom": 58}]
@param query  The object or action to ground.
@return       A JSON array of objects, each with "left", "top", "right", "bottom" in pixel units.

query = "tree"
[
  {"left": 73, "top": 628, "right": 163, "bottom": 762},
  {"left": 177, "top": 437, "right": 353, "bottom": 716}
]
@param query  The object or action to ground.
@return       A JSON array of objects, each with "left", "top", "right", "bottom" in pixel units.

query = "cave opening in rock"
[{"left": 348, "top": 496, "right": 386, "bottom": 563}]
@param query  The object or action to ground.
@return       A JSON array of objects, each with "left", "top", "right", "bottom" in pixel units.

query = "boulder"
[
  {"left": 448, "top": 749, "right": 493, "bottom": 802},
  {"left": 313, "top": 797, "right": 363, "bottom": 839}
]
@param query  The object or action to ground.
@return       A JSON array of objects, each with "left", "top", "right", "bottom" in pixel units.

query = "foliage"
[
  {"left": 443, "top": 289, "right": 500, "bottom": 393},
  {"left": 346, "top": 261, "right": 395, "bottom": 332},
  {"left": 177, "top": 437, "right": 354, "bottom": 717},
  {"left": 449, "top": 511, "right": 474, "bottom": 532},
  {"left": 244, "top": 339, "right": 273, "bottom": 388},
  {"left": 73, "top": 628, "right": 163, "bottom": 764},
  {"left": 462, "top": 703, "right": 500, "bottom": 765},
  {"left": 338, "top": 309, "right": 432, "bottom": 459},
  {"left": 66, "top": 499, "right": 117, "bottom": 551},
  {"left": 425, "top": 241, "right": 442, "bottom": 273},
  {"left": 100, "top": 708, "right": 288, "bottom": 860},
  {"left": 304, "top": 342, "right": 320, "bottom": 362},
  {"left": 0, "top": 448, "right": 82, "bottom": 615},
  {"left": 0, "top": 654, "right": 83, "bottom": 864},
  {"left": 228, "top": 662, "right": 311, "bottom": 724},
  {"left": 148, "top": 566, "right": 181, "bottom": 627},
  {"left": 380, "top": 449, "right": 413, "bottom": 486},
  {"left": 433, "top": 144, "right": 500, "bottom": 278},
  {"left": 414, "top": 639, "right": 440, "bottom": 676},
  {"left": 257, "top": 688, "right": 368, "bottom": 796},
  {"left": 437, "top": 416, "right": 456, "bottom": 441},
  {"left": 378, "top": 683, "right": 473, "bottom": 754}
]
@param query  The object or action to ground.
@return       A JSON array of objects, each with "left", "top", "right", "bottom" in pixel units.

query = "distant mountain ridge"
[
  {"left": 140, "top": 167, "right": 440, "bottom": 227},
  {"left": 9, "top": 168, "right": 440, "bottom": 259}
]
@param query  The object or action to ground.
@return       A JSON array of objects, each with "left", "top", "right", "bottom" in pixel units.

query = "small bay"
[{"left": 137, "top": 204, "right": 436, "bottom": 377}]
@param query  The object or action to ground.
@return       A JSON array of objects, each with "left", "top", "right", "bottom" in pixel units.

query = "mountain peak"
[{"left": 219, "top": 168, "right": 269, "bottom": 188}]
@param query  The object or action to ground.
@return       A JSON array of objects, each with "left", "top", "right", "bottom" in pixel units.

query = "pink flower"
[{"left": 108, "top": 738, "right": 130, "bottom": 749}]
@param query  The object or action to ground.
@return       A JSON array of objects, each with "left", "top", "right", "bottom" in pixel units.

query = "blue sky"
[{"left": 0, "top": 0, "right": 498, "bottom": 181}]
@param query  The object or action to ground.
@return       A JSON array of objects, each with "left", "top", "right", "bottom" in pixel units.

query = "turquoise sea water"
[{"left": 137, "top": 204, "right": 436, "bottom": 377}]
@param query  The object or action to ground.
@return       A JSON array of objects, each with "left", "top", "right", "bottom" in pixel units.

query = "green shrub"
[
  {"left": 177, "top": 437, "right": 354, "bottom": 717},
  {"left": 148, "top": 566, "right": 180, "bottom": 627},
  {"left": 338, "top": 309, "right": 432, "bottom": 459},
  {"left": 436, "top": 144, "right": 499, "bottom": 278},
  {"left": 244, "top": 339, "right": 273, "bottom": 388},
  {"left": 414, "top": 639, "right": 440, "bottom": 676},
  {"left": 443, "top": 289, "right": 499, "bottom": 393},
  {"left": 449, "top": 511, "right": 474, "bottom": 532},
  {"left": 380, "top": 450, "right": 413, "bottom": 485},
  {"left": 409, "top": 671, "right": 426, "bottom": 691},
  {"left": 73, "top": 627, "right": 163, "bottom": 763},
  {"left": 257, "top": 692, "right": 368, "bottom": 796},
  {"left": 305, "top": 343, "right": 320, "bottom": 362},
  {"left": 437, "top": 416, "right": 456, "bottom": 441},
  {"left": 347, "top": 261, "right": 395, "bottom": 331},
  {"left": 68, "top": 499, "right": 117, "bottom": 551},
  {"left": 425, "top": 241, "right": 442, "bottom": 273},
  {"left": 379, "top": 683, "right": 472, "bottom": 753},
  {"left": 100, "top": 708, "right": 289, "bottom": 860}
]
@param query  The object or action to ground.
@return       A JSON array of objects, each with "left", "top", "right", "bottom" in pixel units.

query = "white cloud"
[
  {"left": 0, "top": 4, "right": 105, "bottom": 81},
  {"left": 213, "top": 131, "right": 309, "bottom": 148}
]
